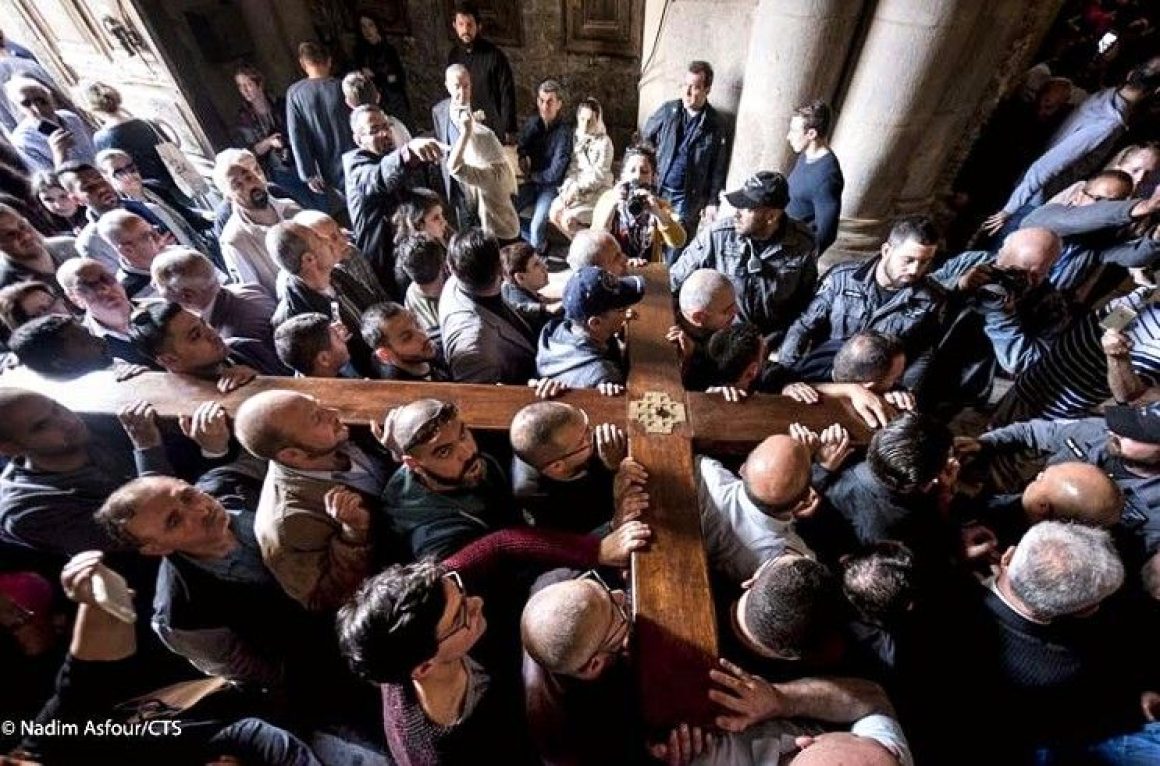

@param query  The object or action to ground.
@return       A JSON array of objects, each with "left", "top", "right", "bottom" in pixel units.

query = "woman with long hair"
[{"left": 353, "top": 12, "right": 411, "bottom": 129}]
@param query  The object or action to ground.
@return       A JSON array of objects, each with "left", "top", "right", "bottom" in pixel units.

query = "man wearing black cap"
[
  {"left": 536, "top": 266, "right": 645, "bottom": 389},
  {"left": 964, "top": 400, "right": 1160, "bottom": 560},
  {"left": 671, "top": 171, "right": 817, "bottom": 344}
]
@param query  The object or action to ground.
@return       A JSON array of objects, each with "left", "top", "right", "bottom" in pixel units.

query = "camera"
[
  {"left": 624, "top": 182, "right": 650, "bottom": 217},
  {"left": 977, "top": 264, "right": 1031, "bottom": 301}
]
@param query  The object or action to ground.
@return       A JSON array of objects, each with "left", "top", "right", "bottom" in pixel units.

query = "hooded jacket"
[{"left": 535, "top": 317, "right": 625, "bottom": 388}]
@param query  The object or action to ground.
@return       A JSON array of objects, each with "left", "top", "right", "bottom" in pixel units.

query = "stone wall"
[{"left": 375, "top": 0, "right": 645, "bottom": 155}]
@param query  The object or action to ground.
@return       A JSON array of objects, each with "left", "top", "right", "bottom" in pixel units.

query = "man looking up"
[{"left": 235, "top": 390, "right": 387, "bottom": 611}]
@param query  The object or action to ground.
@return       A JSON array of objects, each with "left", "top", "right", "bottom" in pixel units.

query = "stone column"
[
  {"left": 727, "top": 0, "right": 865, "bottom": 188},
  {"left": 830, "top": 0, "right": 987, "bottom": 250}
]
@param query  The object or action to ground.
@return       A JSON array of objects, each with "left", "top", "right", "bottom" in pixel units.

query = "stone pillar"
[
  {"left": 830, "top": 0, "right": 987, "bottom": 250},
  {"left": 727, "top": 0, "right": 865, "bottom": 187}
]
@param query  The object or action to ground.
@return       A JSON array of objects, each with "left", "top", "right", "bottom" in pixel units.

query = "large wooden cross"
[{"left": 3, "top": 264, "right": 870, "bottom": 729}]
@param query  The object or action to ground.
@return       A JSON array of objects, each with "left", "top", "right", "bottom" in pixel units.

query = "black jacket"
[
  {"left": 271, "top": 275, "right": 377, "bottom": 377},
  {"left": 642, "top": 99, "right": 732, "bottom": 212}
]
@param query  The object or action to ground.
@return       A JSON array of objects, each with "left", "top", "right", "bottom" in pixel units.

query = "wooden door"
[{"left": 0, "top": 0, "right": 211, "bottom": 156}]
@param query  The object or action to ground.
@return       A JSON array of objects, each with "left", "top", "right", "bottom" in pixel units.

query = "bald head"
[
  {"left": 510, "top": 401, "right": 582, "bottom": 469},
  {"left": 742, "top": 435, "right": 812, "bottom": 513},
  {"left": 1023, "top": 462, "right": 1123, "bottom": 527},
  {"left": 567, "top": 230, "right": 627, "bottom": 276},
  {"left": 234, "top": 390, "right": 303, "bottom": 460},
  {"left": 996, "top": 228, "right": 1062, "bottom": 287},
  {"left": 789, "top": 731, "right": 902, "bottom": 766},
  {"left": 679, "top": 269, "right": 737, "bottom": 331},
  {"left": 522, "top": 579, "right": 609, "bottom": 676}
]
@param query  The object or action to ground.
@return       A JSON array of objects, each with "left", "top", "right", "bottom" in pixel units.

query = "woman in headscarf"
[{"left": 548, "top": 97, "right": 614, "bottom": 239}]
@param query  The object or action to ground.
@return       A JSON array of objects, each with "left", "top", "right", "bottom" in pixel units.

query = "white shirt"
[
  {"left": 220, "top": 196, "right": 301, "bottom": 296},
  {"left": 696, "top": 456, "right": 814, "bottom": 584}
]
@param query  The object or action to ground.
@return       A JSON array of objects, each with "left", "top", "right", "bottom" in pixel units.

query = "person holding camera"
[
  {"left": 927, "top": 227, "right": 1070, "bottom": 410},
  {"left": 590, "top": 144, "right": 685, "bottom": 264}
]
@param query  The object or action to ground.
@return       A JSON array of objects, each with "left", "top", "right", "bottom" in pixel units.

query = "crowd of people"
[{"left": 1, "top": 1, "right": 1160, "bottom": 764}]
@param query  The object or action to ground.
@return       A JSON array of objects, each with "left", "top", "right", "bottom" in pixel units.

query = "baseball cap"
[
  {"left": 724, "top": 171, "right": 789, "bottom": 210},
  {"left": 1106, "top": 401, "right": 1160, "bottom": 445},
  {"left": 380, "top": 399, "right": 459, "bottom": 460},
  {"left": 563, "top": 266, "right": 645, "bottom": 322}
]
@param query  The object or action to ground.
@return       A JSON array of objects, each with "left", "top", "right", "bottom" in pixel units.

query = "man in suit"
[
  {"left": 432, "top": 64, "right": 476, "bottom": 228},
  {"left": 343, "top": 104, "right": 441, "bottom": 297},
  {"left": 440, "top": 227, "right": 537, "bottom": 384},
  {"left": 642, "top": 60, "right": 733, "bottom": 262},
  {"left": 150, "top": 247, "right": 280, "bottom": 374}
]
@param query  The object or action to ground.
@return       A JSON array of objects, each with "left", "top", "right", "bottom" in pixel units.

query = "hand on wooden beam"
[
  {"left": 596, "top": 382, "right": 624, "bottom": 397},
  {"left": 597, "top": 518, "right": 651, "bottom": 568},
  {"left": 178, "top": 401, "right": 230, "bottom": 457},
  {"left": 706, "top": 386, "right": 748, "bottom": 403},
  {"left": 324, "top": 486, "right": 371, "bottom": 544},
  {"left": 216, "top": 365, "right": 258, "bottom": 393},
  {"left": 117, "top": 400, "right": 162, "bottom": 450},
  {"left": 527, "top": 378, "right": 569, "bottom": 400},
  {"left": 594, "top": 423, "right": 628, "bottom": 470}
]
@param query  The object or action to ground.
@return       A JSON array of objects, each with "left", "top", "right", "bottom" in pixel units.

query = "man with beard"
[
  {"left": 7, "top": 313, "right": 122, "bottom": 378},
  {"left": 235, "top": 390, "right": 390, "bottom": 611},
  {"left": 129, "top": 301, "right": 288, "bottom": 389},
  {"left": 961, "top": 400, "right": 1160, "bottom": 564},
  {"left": 446, "top": 1, "right": 517, "bottom": 143},
  {"left": 778, "top": 216, "right": 945, "bottom": 389},
  {"left": 671, "top": 171, "right": 817, "bottom": 344},
  {"left": 214, "top": 150, "right": 301, "bottom": 295},
  {"left": 360, "top": 301, "right": 448, "bottom": 381},
  {"left": 274, "top": 312, "right": 357, "bottom": 378},
  {"left": 57, "top": 161, "right": 173, "bottom": 276},
  {"left": 379, "top": 398, "right": 522, "bottom": 560}
]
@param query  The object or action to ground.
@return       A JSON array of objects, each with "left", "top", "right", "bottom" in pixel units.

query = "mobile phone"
[
  {"left": 1100, "top": 305, "right": 1138, "bottom": 332},
  {"left": 91, "top": 564, "right": 137, "bottom": 624},
  {"left": 37, "top": 120, "right": 60, "bottom": 136},
  {"left": 329, "top": 300, "right": 341, "bottom": 322}
]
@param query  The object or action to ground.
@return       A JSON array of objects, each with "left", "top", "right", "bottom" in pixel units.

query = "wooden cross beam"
[{"left": 0, "top": 264, "right": 871, "bottom": 729}]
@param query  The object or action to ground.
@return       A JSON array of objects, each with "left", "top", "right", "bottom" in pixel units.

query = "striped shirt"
[{"left": 993, "top": 287, "right": 1160, "bottom": 424}]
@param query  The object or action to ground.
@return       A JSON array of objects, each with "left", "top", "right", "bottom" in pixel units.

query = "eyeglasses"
[
  {"left": 111, "top": 163, "right": 140, "bottom": 178},
  {"left": 19, "top": 96, "right": 48, "bottom": 107},
  {"left": 1080, "top": 188, "right": 1115, "bottom": 202},
  {"left": 744, "top": 480, "right": 815, "bottom": 517},
  {"left": 76, "top": 273, "right": 118, "bottom": 290},
  {"left": 436, "top": 571, "right": 471, "bottom": 642},
  {"left": 536, "top": 410, "right": 593, "bottom": 470},
  {"left": 402, "top": 402, "right": 459, "bottom": 455},
  {"left": 578, "top": 569, "right": 631, "bottom": 662}
]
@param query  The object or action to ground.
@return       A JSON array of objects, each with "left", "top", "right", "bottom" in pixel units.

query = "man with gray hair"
[
  {"left": 96, "top": 209, "right": 166, "bottom": 300},
  {"left": 432, "top": 63, "right": 475, "bottom": 226},
  {"left": 516, "top": 80, "right": 573, "bottom": 256},
  {"left": 343, "top": 103, "right": 441, "bottom": 297},
  {"left": 214, "top": 148, "right": 301, "bottom": 294},
  {"left": 565, "top": 229, "right": 628, "bottom": 276},
  {"left": 151, "top": 247, "right": 278, "bottom": 370},
  {"left": 976, "top": 520, "right": 1160, "bottom": 761}
]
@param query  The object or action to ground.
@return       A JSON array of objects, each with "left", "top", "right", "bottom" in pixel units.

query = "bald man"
[
  {"left": 931, "top": 227, "right": 1071, "bottom": 407},
  {"left": 566, "top": 229, "right": 629, "bottom": 276},
  {"left": 96, "top": 209, "right": 165, "bottom": 300},
  {"left": 235, "top": 390, "right": 387, "bottom": 611},
  {"left": 696, "top": 433, "right": 821, "bottom": 583},
  {"left": 57, "top": 257, "right": 155, "bottom": 367},
  {"left": 669, "top": 268, "right": 739, "bottom": 389}
]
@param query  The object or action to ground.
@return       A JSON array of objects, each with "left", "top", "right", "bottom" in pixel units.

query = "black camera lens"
[{"left": 627, "top": 196, "right": 645, "bottom": 216}]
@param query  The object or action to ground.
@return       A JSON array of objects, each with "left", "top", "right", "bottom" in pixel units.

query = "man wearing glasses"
[
  {"left": 57, "top": 258, "right": 156, "bottom": 368},
  {"left": 378, "top": 398, "right": 525, "bottom": 560},
  {"left": 1021, "top": 168, "right": 1160, "bottom": 298},
  {"left": 510, "top": 400, "right": 646, "bottom": 535},
  {"left": 337, "top": 522, "right": 649, "bottom": 764}
]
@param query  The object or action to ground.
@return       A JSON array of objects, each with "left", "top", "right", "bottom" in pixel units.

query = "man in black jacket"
[
  {"left": 343, "top": 104, "right": 441, "bottom": 297},
  {"left": 642, "top": 60, "right": 733, "bottom": 262},
  {"left": 516, "top": 80, "right": 573, "bottom": 256},
  {"left": 447, "top": 1, "right": 517, "bottom": 143}
]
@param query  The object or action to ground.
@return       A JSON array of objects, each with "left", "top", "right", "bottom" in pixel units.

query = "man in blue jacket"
[{"left": 642, "top": 60, "right": 733, "bottom": 262}]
